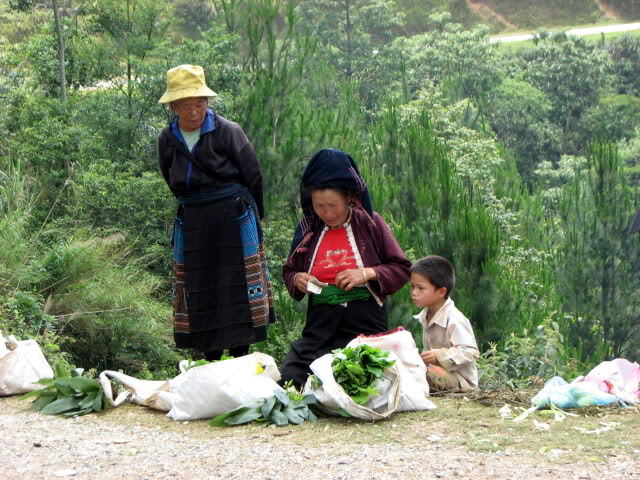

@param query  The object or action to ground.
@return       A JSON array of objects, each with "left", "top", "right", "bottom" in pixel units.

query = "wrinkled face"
[
  {"left": 410, "top": 272, "right": 446, "bottom": 309},
  {"left": 171, "top": 97, "right": 208, "bottom": 132},
  {"left": 311, "top": 189, "right": 351, "bottom": 228}
]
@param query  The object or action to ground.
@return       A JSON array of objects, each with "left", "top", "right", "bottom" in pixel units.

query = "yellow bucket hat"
[{"left": 158, "top": 64, "right": 218, "bottom": 104}]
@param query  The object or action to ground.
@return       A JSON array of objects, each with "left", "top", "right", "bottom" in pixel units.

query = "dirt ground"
[{"left": 2, "top": 394, "right": 640, "bottom": 480}]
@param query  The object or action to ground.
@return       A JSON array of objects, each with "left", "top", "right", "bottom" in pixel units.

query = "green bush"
[
  {"left": 25, "top": 236, "right": 180, "bottom": 377},
  {"left": 477, "top": 314, "right": 582, "bottom": 389}
]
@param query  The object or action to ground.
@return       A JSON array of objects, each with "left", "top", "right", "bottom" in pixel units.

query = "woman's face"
[
  {"left": 171, "top": 97, "right": 208, "bottom": 132},
  {"left": 311, "top": 189, "right": 351, "bottom": 228}
]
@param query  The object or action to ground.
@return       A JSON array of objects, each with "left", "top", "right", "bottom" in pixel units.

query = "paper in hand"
[{"left": 307, "top": 278, "right": 328, "bottom": 294}]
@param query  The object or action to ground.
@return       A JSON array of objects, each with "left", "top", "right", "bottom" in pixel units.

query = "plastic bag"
[
  {"left": 531, "top": 376, "right": 619, "bottom": 410},
  {"left": 303, "top": 352, "right": 401, "bottom": 420},
  {"left": 99, "top": 352, "right": 282, "bottom": 421},
  {"left": 578, "top": 358, "right": 640, "bottom": 404},
  {"left": 347, "top": 328, "right": 435, "bottom": 412},
  {"left": 0, "top": 331, "right": 54, "bottom": 396}
]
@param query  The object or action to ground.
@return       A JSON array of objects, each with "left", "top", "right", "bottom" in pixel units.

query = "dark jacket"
[
  {"left": 157, "top": 111, "right": 264, "bottom": 218},
  {"left": 283, "top": 208, "right": 411, "bottom": 304}
]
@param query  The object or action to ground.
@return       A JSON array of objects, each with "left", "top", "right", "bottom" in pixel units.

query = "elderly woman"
[
  {"left": 157, "top": 64, "right": 274, "bottom": 360},
  {"left": 280, "top": 148, "right": 411, "bottom": 387}
]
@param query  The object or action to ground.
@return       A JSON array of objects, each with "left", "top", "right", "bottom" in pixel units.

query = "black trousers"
[{"left": 279, "top": 297, "right": 387, "bottom": 388}]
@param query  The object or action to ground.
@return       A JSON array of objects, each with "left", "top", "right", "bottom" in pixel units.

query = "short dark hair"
[{"left": 410, "top": 255, "right": 455, "bottom": 298}]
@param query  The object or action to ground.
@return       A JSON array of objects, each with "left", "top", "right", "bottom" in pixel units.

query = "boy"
[{"left": 410, "top": 256, "right": 479, "bottom": 391}]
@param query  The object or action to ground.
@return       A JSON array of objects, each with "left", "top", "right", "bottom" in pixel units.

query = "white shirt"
[{"left": 414, "top": 298, "right": 479, "bottom": 390}]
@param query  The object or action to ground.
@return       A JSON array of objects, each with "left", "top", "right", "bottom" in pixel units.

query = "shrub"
[{"left": 477, "top": 313, "right": 582, "bottom": 389}]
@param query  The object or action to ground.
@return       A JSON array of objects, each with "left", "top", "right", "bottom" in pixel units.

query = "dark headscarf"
[{"left": 290, "top": 148, "right": 373, "bottom": 253}]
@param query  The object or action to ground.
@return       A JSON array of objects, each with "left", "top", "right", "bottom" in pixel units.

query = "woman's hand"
[
  {"left": 293, "top": 272, "right": 317, "bottom": 294},
  {"left": 335, "top": 268, "right": 376, "bottom": 291}
]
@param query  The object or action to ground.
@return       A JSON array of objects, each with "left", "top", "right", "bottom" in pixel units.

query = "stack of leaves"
[
  {"left": 331, "top": 345, "right": 395, "bottom": 405},
  {"left": 20, "top": 364, "right": 109, "bottom": 417},
  {"left": 210, "top": 386, "right": 318, "bottom": 427}
]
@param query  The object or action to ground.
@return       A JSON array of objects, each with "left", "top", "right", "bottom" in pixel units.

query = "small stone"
[
  {"left": 33, "top": 442, "right": 42, "bottom": 448},
  {"left": 53, "top": 470, "right": 77, "bottom": 477}
]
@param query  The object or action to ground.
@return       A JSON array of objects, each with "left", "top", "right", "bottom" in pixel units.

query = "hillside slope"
[{"left": 396, "top": 0, "right": 637, "bottom": 34}]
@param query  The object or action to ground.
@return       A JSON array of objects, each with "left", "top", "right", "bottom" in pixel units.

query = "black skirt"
[
  {"left": 172, "top": 192, "right": 274, "bottom": 352},
  {"left": 279, "top": 297, "right": 388, "bottom": 387}
]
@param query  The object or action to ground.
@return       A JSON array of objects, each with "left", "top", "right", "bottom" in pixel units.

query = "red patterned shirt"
[{"left": 310, "top": 227, "right": 358, "bottom": 284}]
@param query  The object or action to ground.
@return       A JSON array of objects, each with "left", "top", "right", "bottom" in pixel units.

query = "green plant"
[
  {"left": 210, "top": 388, "right": 318, "bottom": 427},
  {"left": 330, "top": 345, "right": 396, "bottom": 405},
  {"left": 477, "top": 314, "right": 578, "bottom": 389},
  {"left": 20, "top": 363, "right": 109, "bottom": 417},
  {"left": 0, "top": 291, "right": 54, "bottom": 338}
]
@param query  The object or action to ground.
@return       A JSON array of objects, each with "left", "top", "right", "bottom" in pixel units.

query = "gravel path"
[{"left": 1, "top": 396, "right": 639, "bottom": 480}]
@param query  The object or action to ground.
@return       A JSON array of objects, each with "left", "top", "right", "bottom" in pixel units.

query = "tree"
[
  {"left": 87, "top": 0, "right": 170, "bottom": 119},
  {"left": 173, "top": 0, "right": 216, "bottom": 39},
  {"left": 555, "top": 142, "right": 640, "bottom": 360},
  {"left": 577, "top": 94, "right": 640, "bottom": 146},
  {"left": 52, "top": 0, "right": 67, "bottom": 101},
  {"left": 8, "top": 0, "right": 36, "bottom": 12},
  {"left": 297, "top": 0, "right": 404, "bottom": 109},
  {"left": 397, "top": 13, "right": 502, "bottom": 103},
  {"left": 485, "top": 78, "right": 561, "bottom": 185},
  {"left": 516, "top": 32, "right": 614, "bottom": 152},
  {"left": 606, "top": 34, "right": 640, "bottom": 96}
]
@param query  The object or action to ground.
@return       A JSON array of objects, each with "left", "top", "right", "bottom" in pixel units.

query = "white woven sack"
[
  {"left": 347, "top": 328, "right": 435, "bottom": 412},
  {"left": 99, "top": 370, "right": 169, "bottom": 408},
  {"left": 165, "top": 353, "right": 282, "bottom": 421},
  {"left": 100, "top": 352, "right": 282, "bottom": 421},
  {"left": 303, "top": 352, "right": 400, "bottom": 420},
  {"left": 0, "top": 333, "right": 54, "bottom": 396}
]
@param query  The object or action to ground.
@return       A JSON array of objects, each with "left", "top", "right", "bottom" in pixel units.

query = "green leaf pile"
[
  {"left": 210, "top": 389, "right": 318, "bottom": 427},
  {"left": 331, "top": 345, "right": 395, "bottom": 405},
  {"left": 20, "top": 364, "right": 109, "bottom": 417}
]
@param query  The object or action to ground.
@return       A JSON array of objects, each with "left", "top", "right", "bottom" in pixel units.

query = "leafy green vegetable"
[
  {"left": 183, "top": 354, "right": 235, "bottom": 371},
  {"left": 209, "top": 388, "right": 318, "bottom": 427},
  {"left": 20, "top": 365, "right": 109, "bottom": 417},
  {"left": 331, "top": 345, "right": 395, "bottom": 406}
]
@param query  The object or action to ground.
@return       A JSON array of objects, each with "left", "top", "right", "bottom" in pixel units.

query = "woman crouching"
[{"left": 280, "top": 148, "right": 411, "bottom": 387}]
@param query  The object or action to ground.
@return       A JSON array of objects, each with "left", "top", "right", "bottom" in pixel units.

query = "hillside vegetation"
[
  {"left": 0, "top": 0, "right": 639, "bottom": 389},
  {"left": 396, "top": 0, "right": 639, "bottom": 34}
]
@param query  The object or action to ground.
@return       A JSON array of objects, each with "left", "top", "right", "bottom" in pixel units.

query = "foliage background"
[{"left": 0, "top": 0, "right": 639, "bottom": 387}]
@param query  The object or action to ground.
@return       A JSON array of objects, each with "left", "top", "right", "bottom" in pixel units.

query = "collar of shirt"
[{"left": 413, "top": 297, "right": 454, "bottom": 329}]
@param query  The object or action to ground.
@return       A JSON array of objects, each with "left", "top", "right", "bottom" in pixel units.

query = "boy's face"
[{"left": 410, "top": 272, "right": 447, "bottom": 309}]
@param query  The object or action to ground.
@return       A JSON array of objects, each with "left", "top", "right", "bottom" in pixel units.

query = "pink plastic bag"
[{"left": 578, "top": 358, "right": 640, "bottom": 404}]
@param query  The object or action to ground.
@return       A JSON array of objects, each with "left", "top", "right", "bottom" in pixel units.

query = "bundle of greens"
[
  {"left": 330, "top": 345, "right": 395, "bottom": 405},
  {"left": 210, "top": 385, "right": 318, "bottom": 427},
  {"left": 20, "top": 364, "right": 109, "bottom": 417}
]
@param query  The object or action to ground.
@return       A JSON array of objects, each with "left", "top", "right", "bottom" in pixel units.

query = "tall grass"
[{"left": 0, "top": 161, "right": 180, "bottom": 378}]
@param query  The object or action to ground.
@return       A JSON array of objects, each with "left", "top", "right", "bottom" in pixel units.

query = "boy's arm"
[{"left": 432, "top": 317, "right": 479, "bottom": 372}]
